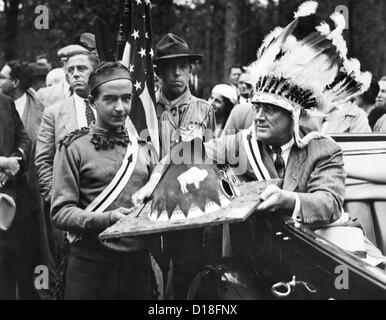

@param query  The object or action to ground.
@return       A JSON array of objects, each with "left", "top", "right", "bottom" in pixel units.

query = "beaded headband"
[{"left": 89, "top": 66, "right": 132, "bottom": 92}]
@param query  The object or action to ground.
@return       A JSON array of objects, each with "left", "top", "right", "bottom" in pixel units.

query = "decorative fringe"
[{"left": 90, "top": 133, "right": 131, "bottom": 150}]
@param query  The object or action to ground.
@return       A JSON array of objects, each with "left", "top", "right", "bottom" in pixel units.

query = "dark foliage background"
[{"left": 1, "top": 0, "right": 385, "bottom": 98}]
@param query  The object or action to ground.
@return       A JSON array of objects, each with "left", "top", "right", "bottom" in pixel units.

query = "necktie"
[
  {"left": 85, "top": 100, "right": 95, "bottom": 126},
  {"left": 272, "top": 146, "right": 285, "bottom": 178}
]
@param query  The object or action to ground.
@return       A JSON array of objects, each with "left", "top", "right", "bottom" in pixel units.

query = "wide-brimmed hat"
[
  {"left": 153, "top": 33, "right": 202, "bottom": 64},
  {"left": 0, "top": 193, "right": 16, "bottom": 231}
]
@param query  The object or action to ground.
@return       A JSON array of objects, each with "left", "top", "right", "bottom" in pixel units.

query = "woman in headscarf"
[{"left": 208, "top": 84, "right": 238, "bottom": 137}]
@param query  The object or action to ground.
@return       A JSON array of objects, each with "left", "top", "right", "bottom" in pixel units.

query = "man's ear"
[{"left": 12, "top": 78, "right": 20, "bottom": 90}]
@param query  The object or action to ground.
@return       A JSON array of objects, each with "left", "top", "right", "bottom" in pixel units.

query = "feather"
[
  {"left": 327, "top": 12, "right": 346, "bottom": 40},
  {"left": 248, "top": 19, "right": 299, "bottom": 87},
  {"left": 273, "top": 35, "right": 333, "bottom": 77},
  {"left": 316, "top": 22, "right": 331, "bottom": 36},
  {"left": 294, "top": 1, "right": 319, "bottom": 19},
  {"left": 282, "top": 35, "right": 298, "bottom": 52},
  {"left": 332, "top": 35, "right": 348, "bottom": 58},
  {"left": 344, "top": 58, "right": 361, "bottom": 75},
  {"left": 360, "top": 71, "right": 372, "bottom": 92},
  {"left": 257, "top": 27, "right": 283, "bottom": 58}
]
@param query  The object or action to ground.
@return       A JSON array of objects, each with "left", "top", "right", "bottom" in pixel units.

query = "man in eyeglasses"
[{"left": 135, "top": 96, "right": 346, "bottom": 258}]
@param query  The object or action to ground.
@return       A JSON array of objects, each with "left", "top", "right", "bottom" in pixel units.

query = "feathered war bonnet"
[{"left": 247, "top": 1, "right": 372, "bottom": 148}]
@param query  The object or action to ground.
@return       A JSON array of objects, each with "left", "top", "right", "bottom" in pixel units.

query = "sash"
[
  {"left": 242, "top": 125, "right": 272, "bottom": 181},
  {"left": 223, "top": 126, "right": 272, "bottom": 257},
  {"left": 67, "top": 137, "right": 139, "bottom": 243}
]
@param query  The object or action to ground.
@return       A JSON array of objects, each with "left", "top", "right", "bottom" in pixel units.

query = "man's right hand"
[
  {"left": 0, "top": 157, "right": 22, "bottom": 176},
  {"left": 108, "top": 207, "right": 136, "bottom": 225}
]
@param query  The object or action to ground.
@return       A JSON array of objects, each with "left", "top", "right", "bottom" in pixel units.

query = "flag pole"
[{"left": 117, "top": 0, "right": 131, "bottom": 60}]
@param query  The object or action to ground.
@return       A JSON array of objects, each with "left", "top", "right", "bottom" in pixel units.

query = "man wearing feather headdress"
[{"left": 134, "top": 1, "right": 365, "bottom": 260}]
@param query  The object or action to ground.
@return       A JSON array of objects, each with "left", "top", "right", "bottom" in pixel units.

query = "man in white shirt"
[
  {"left": 36, "top": 45, "right": 88, "bottom": 108},
  {"left": 36, "top": 50, "right": 99, "bottom": 202},
  {"left": 34, "top": 50, "right": 99, "bottom": 299}
]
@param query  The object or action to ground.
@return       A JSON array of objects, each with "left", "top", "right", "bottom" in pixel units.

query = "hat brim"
[{"left": 153, "top": 54, "right": 203, "bottom": 64}]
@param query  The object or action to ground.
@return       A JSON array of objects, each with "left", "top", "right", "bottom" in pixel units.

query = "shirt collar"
[
  {"left": 15, "top": 93, "right": 27, "bottom": 109},
  {"left": 270, "top": 138, "right": 294, "bottom": 153},
  {"left": 281, "top": 138, "right": 294, "bottom": 153},
  {"left": 73, "top": 93, "right": 86, "bottom": 108}
]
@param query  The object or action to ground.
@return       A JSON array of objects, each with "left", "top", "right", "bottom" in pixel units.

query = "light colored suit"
[
  {"left": 374, "top": 114, "right": 386, "bottom": 133},
  {"left": 34, "top": 96, "right": 78, "bottom": 298},
  {"left": 36, "top": 81, "right": 69, "bottom": 109},
  {"left": 222, "top": 103, "right": 254, "bottom": 135},
  {"left": 320, "top": 102, "right": 371, "bottom": 134},
  {"left": 205, "top": 128, "right": 346, "bottom": 224},
  {"left": 35, "top": 96, "right": 78, "bottom": 202}
]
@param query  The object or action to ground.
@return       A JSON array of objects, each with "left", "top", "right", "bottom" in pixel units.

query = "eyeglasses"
[
  {"left": 0, "top": 74, "right": 12, "bottom": 80},
  {"left": 251, "top": 102, "right": 277, "bottom": 116}
]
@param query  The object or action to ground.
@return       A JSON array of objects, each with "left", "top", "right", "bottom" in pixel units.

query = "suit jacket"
[
  {"left": 320, "top": 102, "right": 371, "bottom": 134},
  {"left": 36, "top": 82, "right": 68, "bottom": 109},
  {"left": 22, "top": 90, "right": 44, "bottom": 143},
  {"left": 15, "top": 90, "right": 45, "bottom": 214},
  {"left": 373, "top": 114, "right": 386, "bottom": 133},
  {"left": 223, "top": 103, "right": 254, "bottom": 136},
  {"left": 205, "top": 128, "right": 346, "bottom": 224},
  {"left": 35, "top": 96, "right": 78, "bottom": 201},
  {"left": 0, "top": 93, "right": 31, "bottom": 198}
]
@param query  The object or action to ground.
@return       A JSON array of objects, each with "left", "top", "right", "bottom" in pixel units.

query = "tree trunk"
[
  {"left": 4, "top": 0, "right": 21, "bottom": 61},
  {"left": 223, "top": 0, "right": 238, "bottom": 82},
  {"left": 204, "top": 1, "right": 213, "bottom": 88},
  {"left": 348, "top": 0, "right": 354, "bottom": 55}
]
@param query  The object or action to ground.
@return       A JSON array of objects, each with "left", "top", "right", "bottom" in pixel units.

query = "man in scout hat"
[
  {"left": 152, "top": 33, "right": 215, "bottom": 299},
  {"left": 153, "top": 33, "right": 215, "bottom": 157},
  {"left": 51, "top": 62, "right": 159, "bottom": 299}
]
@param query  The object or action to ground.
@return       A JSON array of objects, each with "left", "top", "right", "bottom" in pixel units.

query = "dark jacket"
[
  {"left": 0, "top": 93, "right": 31, "bottom": 201},
  {"left": 0, "top": 93, "right": 31, "bottom": 166}
]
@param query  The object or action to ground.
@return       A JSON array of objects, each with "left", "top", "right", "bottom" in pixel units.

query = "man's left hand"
[{"left": 257, "top": 184, "right": 296, "bottom": 212}]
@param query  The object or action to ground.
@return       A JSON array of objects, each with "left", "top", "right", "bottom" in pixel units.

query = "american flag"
[{"left": 120, "top": 0, "right": 159, "bottom": 156}]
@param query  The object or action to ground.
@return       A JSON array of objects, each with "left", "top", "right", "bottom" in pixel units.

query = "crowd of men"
[{"left": 1, "top": 2, "right": 386, "bottom": 300}]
